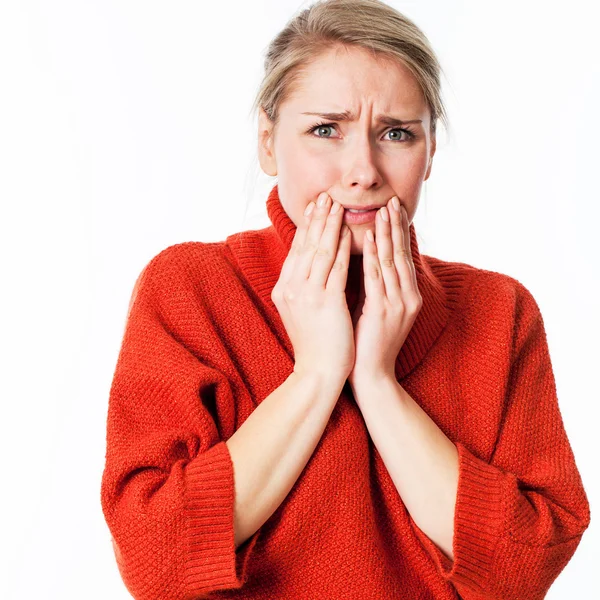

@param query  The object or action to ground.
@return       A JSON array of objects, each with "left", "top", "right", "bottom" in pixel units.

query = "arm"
[
  {"left": 101, "top": 258, "right": 345, "bottom": 599},
  {"left": 350, "top": 282, "right": 591, "bottom": 600},
  {"left": 349, "top": 375, "right": 459, "bottom": 562},
  {"left": 228, "top": 371, "right": 345, "bottom": 549}
]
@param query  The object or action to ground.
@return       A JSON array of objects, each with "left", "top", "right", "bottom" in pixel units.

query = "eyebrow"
[{"left": 301, "top": 110, "right": 422, "bottom": 128}]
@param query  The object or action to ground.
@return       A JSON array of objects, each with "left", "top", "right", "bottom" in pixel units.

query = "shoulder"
[
  {"left": 427, "top": 255, "right": 535, "bottom": 305},
  {"left": 425, "top": 255, "right": 543, "bottom": 343},
  {"left": 454, "top": 263, "right": 546, "bottom": 358},
  {"left": 466, "top": 265, "right": 542, "bottom": 322},
  {"left": 144, "top": 240, "right": 228, "bottom": 274},
  {"left": 127, "top": 241, "right": 232, "bottom": 312},
  {"left": 136, "top": 240, "right": 234, "bottom": 286},
  {"left": 428, "top": 251, "right": 537, "bottom": 306},
  {"left": 423, "top": 254, "right": 536, "bottom": 319}
]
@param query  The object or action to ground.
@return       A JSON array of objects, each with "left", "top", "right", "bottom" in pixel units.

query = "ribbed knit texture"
[{"left": 101, "top": 183, "right": 590, "bottom": 599}]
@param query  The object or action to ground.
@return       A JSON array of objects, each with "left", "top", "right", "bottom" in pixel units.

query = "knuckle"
[
  {"left": 314, "top": 246, "right": 331, "bottom": 258},
  {"left": 283, "top": 287, "right": 297, "bottom": 302},
  {"left": 331, "top": 258, "right": 346, "bottom": 272},
  {"left": 367, "top": 264, "right": 381, "bottom": 279}
]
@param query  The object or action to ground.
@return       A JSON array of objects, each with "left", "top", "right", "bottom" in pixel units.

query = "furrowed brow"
[{"left": 301, "top": 111, "right": 422, "bottom": 128}]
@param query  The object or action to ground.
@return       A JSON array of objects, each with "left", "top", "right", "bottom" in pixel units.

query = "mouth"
[
  {"left": 342, "top": 204, "right": 383, "bottom": 212},
  {"left": 342, "top": 208, "right": 378, "bottom": 225}
]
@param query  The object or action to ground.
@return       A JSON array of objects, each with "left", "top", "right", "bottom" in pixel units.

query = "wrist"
[
  {"left": 349, "top": 373, "right": 405, "bottom": 410},
  {"left": 349, "top": 369, "right": 396, "bottom": 390},
  {"left": 290, "top": 368, "right": 348, "bottom": 394}
]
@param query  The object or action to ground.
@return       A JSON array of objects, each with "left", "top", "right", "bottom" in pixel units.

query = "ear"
[
  {"left": 423, "top": 134, "right": 436, "bottom": 181},
  {"left": 257, "top": 107, "right": 277, "bottom": 177}
]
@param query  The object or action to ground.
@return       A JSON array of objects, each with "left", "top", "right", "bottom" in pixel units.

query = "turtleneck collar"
[{"left": 227, "top": 183, "right": 463, "bottom": 380}]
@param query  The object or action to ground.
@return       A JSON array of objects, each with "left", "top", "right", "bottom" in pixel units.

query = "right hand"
[{"left": 271, "top": 191, "right": 355, "bottom": 384}]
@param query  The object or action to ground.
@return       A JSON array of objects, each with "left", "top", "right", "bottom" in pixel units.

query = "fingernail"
[
  {"left": 317, "top": 193, "right": 328, "bottom": 207},
  {"left": 304, "top": 202, "right": 315, "bottom": 216},
  {"left": 380, "top": 207, "right": 390, "bottom": 222},
  {"left": 392, "top": 196, "right": 400, "bottom": 211}
]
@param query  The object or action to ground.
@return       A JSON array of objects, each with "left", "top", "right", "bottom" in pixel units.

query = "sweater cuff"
[
  {"left": 183, "top": 440, "right": 261, "bottom": 595},
  {"left": 411, "top": 441, "right": 507, "bottom": 593}
]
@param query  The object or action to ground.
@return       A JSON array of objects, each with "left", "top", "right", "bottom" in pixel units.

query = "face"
[{"left": 258, "top": 44, "right": 436, "bottom": 255}]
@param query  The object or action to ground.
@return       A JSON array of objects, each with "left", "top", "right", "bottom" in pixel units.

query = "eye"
[
  {"left": 384, "top": 128, "right": 416, "bottom": 142},
  {"left": 306, "top": 121, "right": 416, "bottom": 142},
  {"left": 307, "top": 122, "right": 339, "bottom": 138}
]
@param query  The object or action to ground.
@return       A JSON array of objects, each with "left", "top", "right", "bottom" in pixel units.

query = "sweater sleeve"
[
  {"left": 100, "top": 256, "right": 261, "bottom": 600},
  {"left": 410, "top": 280, "right": 591, "bottom": 600}
]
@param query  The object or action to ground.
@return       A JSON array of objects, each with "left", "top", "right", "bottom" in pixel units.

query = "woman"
[{"left": 100, "top": 1, "right": 591, "bottom": 598}]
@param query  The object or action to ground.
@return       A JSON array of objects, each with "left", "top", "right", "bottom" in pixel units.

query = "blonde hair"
[{"left": 249, "top": 0, "right": 450, "bottom": 139}]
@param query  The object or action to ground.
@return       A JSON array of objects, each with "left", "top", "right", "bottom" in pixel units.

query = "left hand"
[{"left": 348, "top": 196, "right": 423, "bottom": 387}]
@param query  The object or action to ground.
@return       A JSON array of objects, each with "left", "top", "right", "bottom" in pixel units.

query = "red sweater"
[{"left": 101, "top": 184, "right": 590, "bottom": 599}]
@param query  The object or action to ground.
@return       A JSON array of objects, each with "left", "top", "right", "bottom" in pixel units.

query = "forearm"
[
  {"left": 351, "top": 375, "right": 459, "bottom": 562},
  {"left": 226, "top": 371, "right": 345, "bottom": 549}
]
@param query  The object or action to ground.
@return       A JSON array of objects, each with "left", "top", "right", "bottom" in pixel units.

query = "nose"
[{"left": 340, "top": 135, "right": 384, "bottom": 190}]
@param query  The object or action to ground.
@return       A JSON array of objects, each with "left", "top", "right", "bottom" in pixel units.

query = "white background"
[{"left": 0, "top": 1, "right": 598, "bottom": 598}]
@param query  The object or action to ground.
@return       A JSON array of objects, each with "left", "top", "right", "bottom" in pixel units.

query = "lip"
[
  {"left": 342, "top": 204, "right": 383, "bottom": 211},
  {"left": 343, "top": 208, "right": 379, "bottom": 225}
]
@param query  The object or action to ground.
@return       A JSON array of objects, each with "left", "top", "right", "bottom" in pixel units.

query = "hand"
[
  {"left": 348, "top": 196, "right": 422, "bottom": 387},
  {"left": 271, "top": 192, "right": 355, "bottom": 386}
]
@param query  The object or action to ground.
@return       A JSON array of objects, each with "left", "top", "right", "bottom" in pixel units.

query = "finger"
[
  {"left": 376, "top": 204, "right": 402, "bottom": 302},
  {"left": 309, "top": 199, "right": 346, "bottom": 288},
  {"left": 325, "top": 223, "right": 351, "bottom": 292},
  {"left": 393, "top": 202, "right": 417, "bottom": 294},
  {"left": 403, "top": 205, "right": 418, "bottom": 287},
  {"left": 294, "top": 192, "right": 332, "bottom": 281},
  {"left": 278, "top": 199, "right": 314, "bottom": 285},
  {"left": 362, "top": 227, "right": 385, "bottom": 303}
]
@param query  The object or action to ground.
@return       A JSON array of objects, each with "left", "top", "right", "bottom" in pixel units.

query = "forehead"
[{"left": 285, "top": 45, "right": 427, "bottom": 116}]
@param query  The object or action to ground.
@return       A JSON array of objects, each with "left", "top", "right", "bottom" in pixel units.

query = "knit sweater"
[{"left": 101, "top": 183, "right": 591, "bottom": 600}]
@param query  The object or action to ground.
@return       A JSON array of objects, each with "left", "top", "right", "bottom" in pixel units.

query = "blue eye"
[
  {"left": 308, "top": 123, "right": 337, "bottom": 138},
  {"left": 385, "top": 128, "right": 415, "bottom": 142},
  {"left": 306, "top": 121, "right": 416, "bottom": 142}
]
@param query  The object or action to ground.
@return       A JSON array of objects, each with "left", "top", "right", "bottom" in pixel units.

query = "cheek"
[
  {"left": 277, "top": 182, "right": 323, "bottom": 229},
  {"left": 387, "top": 155, "right": 428, "bottom": 192},
  {"left": 276, "top": 164, "right": 335, "bottom": 226},
  {"left": 393, "top": 152, "right": 428, "bottom": 177},
  {"left": 276, "top": 136, "right": 338, "bottom": 183},
  {"left": 285, "top": 158, "right": 334, "bottom": 192}
]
